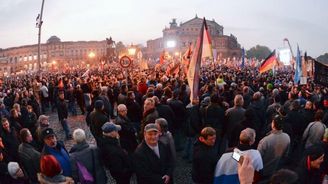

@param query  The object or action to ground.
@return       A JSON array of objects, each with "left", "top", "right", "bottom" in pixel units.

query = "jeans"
[
  {"left": 183, "top": 136, "right": 196, "bottom": 161},
  {"left": 68, "top": 101, "right": 77, "bottom": 115},
  {"left": 60, "top": 119, "right": 71, "bottom": 138},
  {"left": 83, "top": 93, "right": 91, "bottom": 108}
]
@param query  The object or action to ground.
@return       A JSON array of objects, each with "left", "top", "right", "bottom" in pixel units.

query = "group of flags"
[{"left": 258, "top": 45, "right": 304, "bottom": 85}]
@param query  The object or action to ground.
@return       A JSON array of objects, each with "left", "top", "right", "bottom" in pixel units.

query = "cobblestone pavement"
[{"left": 47, "top": 110, "right": 193, "bottom": 184}]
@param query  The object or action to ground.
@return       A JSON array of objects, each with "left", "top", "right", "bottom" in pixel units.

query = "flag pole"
[{"left": 37, "top": 0, "right": 45, "bottom": 74}]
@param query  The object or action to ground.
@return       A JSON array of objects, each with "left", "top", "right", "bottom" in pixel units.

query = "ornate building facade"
[
  {"left": 0, "top": 36, "right": 107, "bottom": 76},
  {"left": 145, "top": 15, "right": 242, "bottom": 60}
]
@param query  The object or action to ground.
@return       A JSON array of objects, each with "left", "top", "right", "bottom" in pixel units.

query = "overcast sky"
[{"left": 0, "top": 0, "right": 327, "bottom": 57}]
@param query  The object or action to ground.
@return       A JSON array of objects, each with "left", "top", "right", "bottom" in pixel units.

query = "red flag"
[
  {"left": 160, "top": 50, "right": 165, "bottom": 65},
  {"left": 259, "top": 50, "right": 277, "bottom": 74},
  {"left": 58, "top": 79, "right": 64, "bottom": 89}
]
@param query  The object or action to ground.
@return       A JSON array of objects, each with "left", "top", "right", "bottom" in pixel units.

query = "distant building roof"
[{"left": 47, "top": 36, "right": 61, "bottom": 44}]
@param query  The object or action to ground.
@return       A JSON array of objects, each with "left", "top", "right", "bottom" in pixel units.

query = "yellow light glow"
[
  {"left": 128, "top": 48, "right": 136, "bottom": 56},
  {"left": 88, "top": 52, "right": 96, "bottom": 58}
]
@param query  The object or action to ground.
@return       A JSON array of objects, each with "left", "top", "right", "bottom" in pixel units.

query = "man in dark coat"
[
  {"left": 126, "top": 91, "right": 142, "bottom": 133},
  {"left": 134, "top": 123, "right": 174, "bottom": 184},
  {"left": 192, "top": 127, "right": 219, "bottom": 184},
  {"left": 140, "top": 98, "right": 159, "bottom": 138},
  {"left": 167, "top": 90, "right": 187, "bottom": 151},
  {"left": 57, "top": 91, "right": 71, "bottom": 139},
  {"left": 89, "top": 100, "right": 109, "bottom": 145},
  {"left": 99, "top": 122, "right": 133, "bottom": 184},
  {"left": 1, "top": 118, "right": 20, "bottom": 162},
  {"left": 115, "top": 104, "right": 138, "bottom": 154},
  {"left": 18, "top": 128, "right": 40, "bottom": 183},
  {"left": 153, "top": 96, "right": 175, "bottom": 133}
]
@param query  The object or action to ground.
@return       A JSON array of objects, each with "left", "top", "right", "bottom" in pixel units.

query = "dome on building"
[{"left": 47, "top": 36, "right": 61, "bottom": 44}]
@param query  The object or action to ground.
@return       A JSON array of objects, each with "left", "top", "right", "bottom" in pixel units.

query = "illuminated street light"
[
  {"left": 88, "top": 52, "right": 96, "bottom": 58},
  {"left": 128, "top": 47, "right": 136, "bottom": 56},
  {"left": 174, "top": 52, "right": 180, "bottom": 56},
  {"left": 52, "top": 60, "right": 57, "bottom": 65},
  {"left": 166, "top": 40, "right": 176, "bottom": 48}
]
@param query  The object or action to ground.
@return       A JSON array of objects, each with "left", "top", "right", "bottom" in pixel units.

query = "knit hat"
[
  {"left": 8, "top": 162, "right": 20, "bottom": 179},
  {"left": 40, "top": 155, "right": 62, "bottom": 177}
]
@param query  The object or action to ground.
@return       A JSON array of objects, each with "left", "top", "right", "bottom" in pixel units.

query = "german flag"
[{"left": 259, "top": 50, "right": 277, "bottom": 74}]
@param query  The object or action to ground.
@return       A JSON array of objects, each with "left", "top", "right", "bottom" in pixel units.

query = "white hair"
[
  {"left": 117, "top": 104, "right": 127, "bottom": 111},
  {"left": 73, "top": 128, "right": 86, "bottom": 143}
]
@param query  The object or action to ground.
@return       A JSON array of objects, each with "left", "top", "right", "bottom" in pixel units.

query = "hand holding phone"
[{"left": 232, "top": 148, "right": 244, "bottom": 165}]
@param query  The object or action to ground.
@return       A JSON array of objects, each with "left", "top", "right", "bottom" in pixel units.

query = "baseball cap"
[
  {"left": 41, "top": 128, "right": 55, "bottom": 140},
  {"left": 102, "top": 122, "right": 121, "bottom": 133},
  {"left": 144, "top": 123, "right": 159, "bottom": 133}
]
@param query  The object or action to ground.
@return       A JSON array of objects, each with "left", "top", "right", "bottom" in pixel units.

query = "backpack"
[{"left": 76, "top": 161, "right": 94, "bottom": 184}]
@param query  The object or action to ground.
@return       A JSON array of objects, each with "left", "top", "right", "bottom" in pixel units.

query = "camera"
[{"left": 232, "top": 148, "right": 244, "bottom": 164}]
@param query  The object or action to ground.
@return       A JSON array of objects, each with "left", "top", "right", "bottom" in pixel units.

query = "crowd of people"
[{"left": 0, "top": 63, "right": 328, "bottom": 184}]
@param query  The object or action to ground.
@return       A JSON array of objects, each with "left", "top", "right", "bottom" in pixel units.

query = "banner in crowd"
[
  {"left": 187, "top": 18, "right": 212, "bottom": 102},
  {"left": 294, "top": 45, "right": 302, "bottom": 84},
  {"left": 314, "top": 60, "right": 328, "bottom": 86},
  {"left": 259, "top": 50, "right": 277, "bottom": 74}
]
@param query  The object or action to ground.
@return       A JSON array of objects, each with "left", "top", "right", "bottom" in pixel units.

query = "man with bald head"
[{"left": 115, "top": 104, "right": 138, "bottom": 154}]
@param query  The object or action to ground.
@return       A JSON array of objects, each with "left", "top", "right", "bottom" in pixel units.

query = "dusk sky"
[{"left": 0, "top": 0, "right": 327, "bottom": 57}]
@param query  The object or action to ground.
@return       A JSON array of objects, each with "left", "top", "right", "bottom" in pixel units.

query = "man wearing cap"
[
  {"left": 99, "top": 122, "right": 133, "bottom": 184},
  {"left": 134, "top": 123, "right": 174, "bottom": 184},
  {"left": 41, "top": 128, "right": 72, "bottom": 177},
  {"left": 89, "top": 100, "right": 109, "bottom": 145}
]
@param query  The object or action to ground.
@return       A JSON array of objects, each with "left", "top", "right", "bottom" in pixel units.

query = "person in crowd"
[
  {"left": 140, "top": 98, "right": 159, "bottom": 137},
  {"left": 270, "top": 169, "right": 298, "bottom": 184},
  {"left": 0, "top": 118, "right": 20, "bottom": 162},
  {"left": 183, "top": 98, "right": 202, "bottom": 162},
  {"left": 57, "top": 91, "right": 72, "bottom": 140},
  {"left": 202, "top": 93, "right": 225, "bottom": 153},
  {"left": 89, "top": 100, "right": 109, "bottom": 145},
  {"left": 40, "top": 81, "right": 49, "bottom": 114},
  {"left": 302, "top": 110, "right": 326, "bottom": 149},
  {"left": 69, "top": 128, "right": 107, "bottom": 183},
  {"left": 134, "top": 123, "right": 174, "bottom": 184},
  {"left": 167, "top": 89, "right": 187, "bottom": 151},
  {"left": 257, "top": 114, "right": 290, "bottom": 182},
  {"left": 37, "top": 155, "right": 74, "bottom": 184},
  {"left": 153, "top": 96, "right": 175, "bottom": 133},
  {"left": 74, "top": 84, "right": 85, "bottom": 115},
  {"left": 296, "top": 145, "right": 325, "bottom": 184},
  {"left": 214, "top": 128, "right": 263, "bottom": 183},
  {"left": 0, "top": 153, "right": 26, "bottom": 183},
  {"left": 301, "top": 101, "right": 315, "bottom": 126},
  {"left": 18, "top": 128, "right": 40, "bottom": 183},
  {"left": 126, "top": 91, "right": 142, "bottom": 134},
  {"left": 192, "top": 127, "right": 218, "bottom": 184},
  {"left": 115, "top": 104, "right": 138, "bottom": 154},
  {"left": 41, "top": 128, "right": 72, "bottom": 177},
  {"left": 99, "top": 122, "right": 133, "bottom": 184},
  {"left": 155, "top": 118, "right": 177, "bottom": 164},
  {"left": 225, "top": 95, "right": 246, "bottom": 139}
]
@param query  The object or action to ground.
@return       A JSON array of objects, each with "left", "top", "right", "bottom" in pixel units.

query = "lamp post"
[{"left": 36, "top": 0, "right": 45, "bottom": 74}]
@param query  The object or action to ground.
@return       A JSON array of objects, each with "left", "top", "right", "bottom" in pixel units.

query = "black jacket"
[
  {"left": 99, "top": 137, "right": 133, "bottom": 181},
  {"left": 57, "top": 98, "right": 68, "bottom": 121},
  {"left": 115, "top": 115, "right": 138, "bottom": 154},
  {"left": 126, "top": 99, "right": 142, "bottom": 123},
  {"left": 89, "top": 110, "right": 109, "bottom": 143},
  {"left": 156, "top": 104, "right": 176, "bottom": 132},
  {"left": 134, "top": 141, "right": 174, "bottom": 184},
  {"left": 192, "top": 140, "right": 219, "bottom": 184}
]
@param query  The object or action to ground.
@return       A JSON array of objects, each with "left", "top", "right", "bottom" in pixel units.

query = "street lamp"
[
  {"left": 128, "top": 47, "right": 136, "bottom": 56},
  {"left": 88, "top": 52, "right": 96, "bottom": 59}
]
